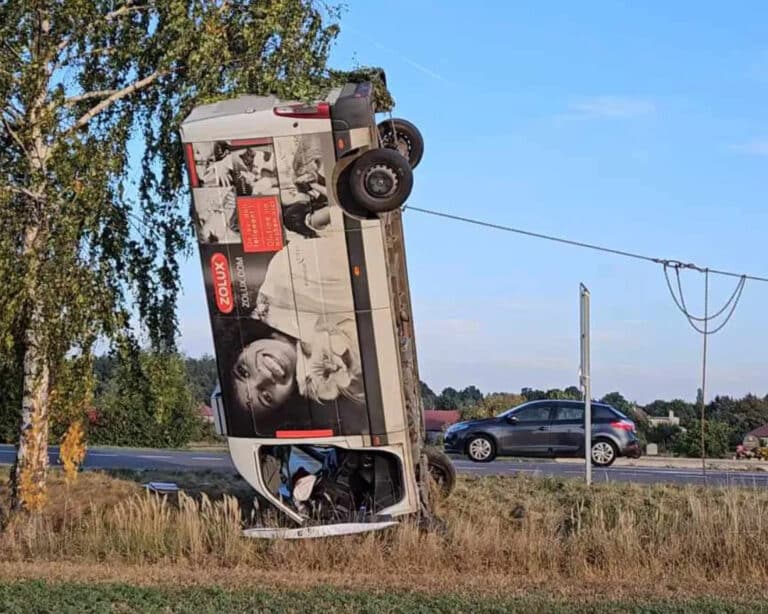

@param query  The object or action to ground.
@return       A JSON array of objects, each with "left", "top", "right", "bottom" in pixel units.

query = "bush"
[
  {"left": 90, "top": 351, "right": 202, "bottom": 448},
  {"left": 673, "top": 420, "right": 732, "bottom": 458},
  {"left": 461, "top": 393, "right": 526, "bottom": 421},
  {"left": 647, "top": 423, "right": 683, "bottom": 454}
]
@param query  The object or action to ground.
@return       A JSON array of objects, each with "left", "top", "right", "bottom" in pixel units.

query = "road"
[{"left": 2, "top": 444, "right": 768, "bottom": 488}]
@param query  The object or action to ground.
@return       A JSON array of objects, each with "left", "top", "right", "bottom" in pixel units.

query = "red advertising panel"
[{"left": 237, "top": 196, "right": 283, "bottom": 253}]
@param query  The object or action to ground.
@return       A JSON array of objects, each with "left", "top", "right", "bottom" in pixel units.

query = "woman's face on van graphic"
[{"left": 232, "top": 336, "right": 297, "bottom": 415}]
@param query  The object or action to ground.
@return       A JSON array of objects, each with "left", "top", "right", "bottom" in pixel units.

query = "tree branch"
[
  {"left": 0, "top": 185, "right": 47, "bottom": 202},
  {"left": 63, "top": 89, "right": 120, "bottom": 107},
  {"left": 1, "top": 116, "right": 26, "bottom": 152},
  {"left": 64, "top": 69, "right": 169, "bottom": 136},
  {"left": 53, "top": 2, "right": 150, "bottom": 67}
]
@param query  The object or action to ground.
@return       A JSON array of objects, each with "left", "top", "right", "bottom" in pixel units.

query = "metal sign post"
[{"left": 579, "top": 284, "right": 592, "bottom": 486}]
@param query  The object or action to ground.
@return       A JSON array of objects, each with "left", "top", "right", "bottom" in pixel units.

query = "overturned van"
[{"left": 180, "top": 77, "right": 436, "bottom": 534}]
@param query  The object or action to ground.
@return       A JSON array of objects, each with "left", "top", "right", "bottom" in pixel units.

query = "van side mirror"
[{"left": 506, "top": 415, "right": 518, "bottom": 424}]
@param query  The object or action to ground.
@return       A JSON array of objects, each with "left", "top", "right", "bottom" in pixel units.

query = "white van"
[{"left": 181, "top": 75, "right": 436, "bottom": 534}]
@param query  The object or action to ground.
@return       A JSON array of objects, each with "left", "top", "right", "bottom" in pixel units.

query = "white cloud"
[
  {"left": 729, "top": 140, "right": 768, "bottom": 156},
  {"left": 563, "top": 96, "right": 656, "bottom": 120}
]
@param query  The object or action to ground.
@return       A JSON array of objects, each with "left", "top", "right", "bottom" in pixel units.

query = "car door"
[
  {"left": 498, "top": 403, "right": 554, "bottom": 456},
  {"left": 550, "top": 403, "right": 585, "bottom": 455}
]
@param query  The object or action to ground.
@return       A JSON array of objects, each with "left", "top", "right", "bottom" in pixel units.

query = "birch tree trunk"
[{"left": 11, "top": 296, "right": 51, "bottom": 513}]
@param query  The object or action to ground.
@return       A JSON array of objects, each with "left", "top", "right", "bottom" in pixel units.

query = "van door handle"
[{"left": 537, "top": 426, "right": 548, "bottom": 431}]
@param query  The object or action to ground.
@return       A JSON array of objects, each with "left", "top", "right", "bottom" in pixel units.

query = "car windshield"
[{"left": 498, "top": 404, "right": 531, "bottom": 418}]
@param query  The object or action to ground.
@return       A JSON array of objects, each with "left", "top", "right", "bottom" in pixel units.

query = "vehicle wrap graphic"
[{"left": 185, "top": 132, "right": 380, "bottom": 438}]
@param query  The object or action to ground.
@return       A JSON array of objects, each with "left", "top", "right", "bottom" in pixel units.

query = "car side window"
[
  {"left": 592, "top": 406, "right": 617, "bottom": 421},
  {"left": 555, "top": 405, "right": 583, "bottom": 422},
  {"left": 514, "top": 404, "right": 552, "bottom": 422}
]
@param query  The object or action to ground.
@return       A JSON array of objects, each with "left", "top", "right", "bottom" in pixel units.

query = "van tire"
[
  {"left": 349, "top": 148, "right": 413, "bottom": 214},
  {"left": 378, "top": 118, "right": 424, "bottom": 169},
  {"left": 426, "top": 448, "right": 456, "bottom": 496}
]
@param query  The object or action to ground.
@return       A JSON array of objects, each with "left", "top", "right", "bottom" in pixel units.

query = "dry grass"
[{"left": 2, "top": 468, "right": 768, "bottom": 598}]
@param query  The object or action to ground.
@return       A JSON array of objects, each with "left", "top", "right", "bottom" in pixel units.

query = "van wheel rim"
[
  {"left": 592, "top": 442, "right": 614, "bottom": 464},
  {"left": 469, "top": 439, "right": 491, "bottom": 460},
  {"left": 364, "top": 165, "right": 397, "bottom": 198},
  {"left": 382, "top": 131, "right": 412, "bottom": 159}
]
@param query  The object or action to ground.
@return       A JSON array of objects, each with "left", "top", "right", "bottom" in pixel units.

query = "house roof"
[
  {"left": 747, "top": 424, "right": 768, "bottom": 439},
  {"left": 424, "top": 410, "right": 461, "bottom": 431}
]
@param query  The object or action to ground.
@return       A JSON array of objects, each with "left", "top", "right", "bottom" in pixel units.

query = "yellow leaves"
[
  {"left": 60, "top": 421, "right": 87, "bottom": 485},
  {"left": 18, "top": 409, "right": 48, "bottom": 513}
]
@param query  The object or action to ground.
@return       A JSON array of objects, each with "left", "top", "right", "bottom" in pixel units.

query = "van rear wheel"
[
  {"left": 378, "top": 118, "right": 424, "bottom": 169},
  {"left": 426, "top": 447, "right": 456, "bottom": 496},
  {"left": 349, "top": 148, "right": 413, "bottom": 214}
]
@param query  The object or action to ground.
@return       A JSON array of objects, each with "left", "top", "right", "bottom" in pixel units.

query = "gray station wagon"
[{"left": 443, "top": 400, "right": 641, "bottom": 466}]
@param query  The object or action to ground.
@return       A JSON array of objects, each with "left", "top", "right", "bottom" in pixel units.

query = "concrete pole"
[{"left": 580, "top": 284, "right": 592, "bottom": 486}]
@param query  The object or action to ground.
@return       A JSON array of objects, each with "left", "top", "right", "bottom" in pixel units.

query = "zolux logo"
[{"left": 210, "top": 253, "right": 234, "bottom": 314}]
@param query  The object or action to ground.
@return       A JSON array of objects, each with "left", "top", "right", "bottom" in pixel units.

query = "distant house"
[
  {"left": 198, "top": 403, "right": 214, "bottom": 424},
  {"left": 648, "top": 410, "right": 680, "bottom": 428},
  {"left": 424, "top": 410, "right": 461, "bottom": 443},
  {"left": 743, "top": 424, "right": 768, "bottom": 449}
]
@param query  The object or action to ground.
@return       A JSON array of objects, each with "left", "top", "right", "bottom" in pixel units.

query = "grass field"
[
  {"left": 1, "top": 580, "right": 767, "bottom": 614},
  {"left": 2, "top": 468, "right": 768, "bottom": 609}
]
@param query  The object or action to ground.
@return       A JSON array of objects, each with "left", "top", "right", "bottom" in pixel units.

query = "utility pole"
[
  {"left": 580, "top": 284, "right": 592, "bottom": 486},
  {"left": 382, "top": 209, "right": 432, "bottom": 518}
]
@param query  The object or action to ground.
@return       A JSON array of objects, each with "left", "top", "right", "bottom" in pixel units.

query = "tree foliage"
[
  {"left": 182, "top": 355, "right": 219, "bottom": 406},
  {"left": 90, "top": 350, "right": 200, "bottom": 448},
  {"left": 0, "top": 0, "right": 342, "bottom": 512},
  {"left": 460, "top": 393, "right": 526, "bottom": 421},
  {"left": 646, "top": 423, "right": 683, "bottom": 454},
  {"left": 674, "top": 420, "right": 732, "bottom": 459}
]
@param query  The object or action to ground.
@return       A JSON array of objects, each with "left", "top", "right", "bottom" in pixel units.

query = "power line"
[
  {"left": 405, "top": 205, "right": 768, "bottom": 284},
  {"left": 406, "top": 203, "right": 760, "bottom": 479},
  {"left": 663, "top": 264, "right": 746, "bottom": 334}
]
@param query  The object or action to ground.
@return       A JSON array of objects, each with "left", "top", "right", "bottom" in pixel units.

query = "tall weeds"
[{"left": 2, "top": 472, "right": 768, "bottom": 586}]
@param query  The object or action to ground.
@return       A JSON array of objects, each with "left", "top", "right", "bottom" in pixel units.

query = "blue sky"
[{"left": 176, "top": 1, "right": 768, "bottom": 404}]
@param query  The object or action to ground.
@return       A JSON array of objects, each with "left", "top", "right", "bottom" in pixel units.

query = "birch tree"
[{"left": 0, "top": 0, "right": 339, "bottom": 513}]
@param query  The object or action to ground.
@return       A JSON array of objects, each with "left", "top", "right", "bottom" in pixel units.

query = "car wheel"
[
  {"left": 377, "top": 118, "right": 424, "bottom": 169},
  {"left": 466, "top": 435, "right": 496, "bottom": 463},
  {"left": 425, "top": 447, "right": 456, "bottom": 496},
  {"left": 349, "top": 148, "right": 414, "bottom": 214},
  {"left": 591, "top": 439, "right": 617, "bottom": 467}
]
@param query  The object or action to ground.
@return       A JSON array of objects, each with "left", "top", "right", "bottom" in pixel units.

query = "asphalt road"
[{"left": 3, "top": 444, "right": 768, "bottom": 488}]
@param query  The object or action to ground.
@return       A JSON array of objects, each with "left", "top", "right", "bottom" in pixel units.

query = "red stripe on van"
[
  {"left": 273, "top": 102, "right": 330, "bottom": 119},
  {"left": 229, "top": 137, "right": 273, "bottom": 146},
  {"left": 275, "top": 429, "right": 334, "bottom": 439},
  {"left": 185, "top": 144, "right": 199, "bottom": 187}
]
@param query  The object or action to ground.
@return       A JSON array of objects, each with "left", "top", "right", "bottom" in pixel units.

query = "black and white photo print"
[
  {"left": 199, "top": 237, "right": 368, "bottom": 438},
  {"left": 274, "top": 133, "right": 336, "bottom": 241},
  {"left": 191, "top": 187, "right": 240, "bottom": 245},
  {"left": 191, "top": 140, "right": 279, "bottom": 196}
]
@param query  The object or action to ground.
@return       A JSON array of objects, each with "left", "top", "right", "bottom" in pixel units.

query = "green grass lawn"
[{"left": 1, "top": 581, "right": 767, "bottom": 614}]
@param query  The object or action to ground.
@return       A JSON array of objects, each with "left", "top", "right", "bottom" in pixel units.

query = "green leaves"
[
  {"left": 91, "top": 350, "right": 200, "bottom": 448},
  {"left": 0, "top": 1, "right": 343, "bottom": 449}
]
